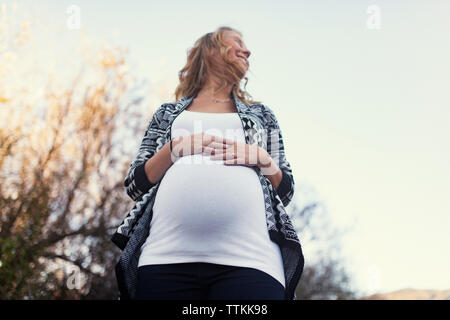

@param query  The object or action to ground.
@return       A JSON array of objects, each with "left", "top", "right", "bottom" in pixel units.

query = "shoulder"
[
  {"left": 250, "top": 102, "right": 275, "bottom": 116},
  {"left": 151, "top": 102, "right": 178, "bottom": 119},
  {"left": 161, "top": 102, "right": 178, "bottom": 113},
  {"left": 148, "top": 104, "right": 167, "bottom": 122},
  {"left": 146, "top": 103, "right": 174, "bottom": 129},
  {"left": 250, "top": 103, "right": 279, "bottom": 128}
]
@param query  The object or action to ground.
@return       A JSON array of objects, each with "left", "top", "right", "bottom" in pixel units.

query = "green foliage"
[
  {"left": 0, "top": 234, "right": 38, "bottom": 298},
  {"left": 295, "top": 257, "right": 356, "bottom": 300}
]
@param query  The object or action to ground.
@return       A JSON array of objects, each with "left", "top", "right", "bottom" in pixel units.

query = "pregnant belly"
[{"left": 150, "top": 154, "right": 265, "bottom": 239}]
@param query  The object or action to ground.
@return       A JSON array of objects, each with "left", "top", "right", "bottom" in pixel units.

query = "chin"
[
  {"left": 231, "top": 60, "right": 248, "bottom": 78},
  {"left": 240, "top": 61, "right": 249, "bottom": 72}
]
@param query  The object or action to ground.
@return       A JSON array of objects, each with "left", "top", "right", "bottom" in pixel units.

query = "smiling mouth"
[{"left": 238, "top": 56, "right": 249, "bottom": 66}]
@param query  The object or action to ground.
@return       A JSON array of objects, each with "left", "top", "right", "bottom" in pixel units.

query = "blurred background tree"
[
  {"left": 290, "top": 189, "right": 358, "bottom": 300},
  {"left": 0, "top": 3, "right": 357, "bottom": 299},
  {"left": 0, "top": 5, "right": 148, "bottom": 299}
]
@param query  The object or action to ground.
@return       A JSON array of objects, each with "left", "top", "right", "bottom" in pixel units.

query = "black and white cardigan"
[{"left": 111, "top": 90, "right": 305, "bottom": 300}]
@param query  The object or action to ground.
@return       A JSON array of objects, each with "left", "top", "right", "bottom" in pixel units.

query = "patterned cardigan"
[{"left": 111, "top": 90, "right": 305, "bottom": 300}]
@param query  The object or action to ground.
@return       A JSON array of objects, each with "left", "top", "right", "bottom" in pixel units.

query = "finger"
[
  {"left": 223, "top": 157, "right": 242, "bottom": 165},
  {"left": 224, "top": 158, "right": 253, "bottom": 166},
  {"left": 202, "top": 146, "right": 215, "bottom": 155},
  {"left": 207, "top": 141, "right": 231, "bottom": 150},
  {"left": 225, "top": 153, "right": 256, "bottom": 165},
  {"left": 212, "top": 135, "right": 236, "bottom": 146},
  {"left": 210, "top": 151, "right": 236, "bottom": 160}
]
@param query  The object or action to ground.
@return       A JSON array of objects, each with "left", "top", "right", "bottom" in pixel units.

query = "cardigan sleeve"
[
  {"left": 262, "top": 105, "right": 295, "bottom": 207},
  {"left": 124, "top": 104, "right": 167, "bottom": 202}
]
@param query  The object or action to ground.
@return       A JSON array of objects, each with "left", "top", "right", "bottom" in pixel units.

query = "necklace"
[{"left": 212, "top": 97, "right": 231, "bottom": 103}]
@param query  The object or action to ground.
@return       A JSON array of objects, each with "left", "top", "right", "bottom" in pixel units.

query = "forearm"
[
  {"left": 258, "top": 146, "right": 294, "bottom": 205},
  {"left": 258, "top": 148, "right": 283, "bottom": 190},
  {"left": 144, "top": 137, "right": 180, "bottom": 185}
]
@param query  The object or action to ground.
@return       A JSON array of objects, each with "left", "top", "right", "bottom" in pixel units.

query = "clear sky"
[{"left": 4, "top": 0, "right": 449, "bottom": 296}]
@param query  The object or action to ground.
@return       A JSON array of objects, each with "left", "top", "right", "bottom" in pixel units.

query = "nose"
[{"left": 242, "top": 48, "right": 251, "bottom": 59}]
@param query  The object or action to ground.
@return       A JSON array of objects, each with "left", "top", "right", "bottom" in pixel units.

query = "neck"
[{"left": 196, "top": 78, "right": 234, "bottom": 101}]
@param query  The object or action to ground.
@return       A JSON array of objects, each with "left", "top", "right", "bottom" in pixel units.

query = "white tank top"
[{"left": 138, "top": 109, "right": 285, "bottom": 288}]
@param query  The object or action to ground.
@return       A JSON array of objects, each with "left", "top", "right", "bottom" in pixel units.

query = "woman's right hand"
[{"left": 171, "top": 133, "right": 235, "bottom": 158}]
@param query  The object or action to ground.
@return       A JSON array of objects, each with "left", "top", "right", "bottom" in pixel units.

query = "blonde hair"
[{"left": 174, "top": 26, "right": 260, "bottom": 106}]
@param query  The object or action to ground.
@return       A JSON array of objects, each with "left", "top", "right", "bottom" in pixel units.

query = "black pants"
[{"left": 135, "top": 262, "right": 285, "bottom": 300}]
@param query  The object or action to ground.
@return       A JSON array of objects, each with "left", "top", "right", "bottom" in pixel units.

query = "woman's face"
[{"left": 223, "top": 31, "right": 251, "bottom": 72}]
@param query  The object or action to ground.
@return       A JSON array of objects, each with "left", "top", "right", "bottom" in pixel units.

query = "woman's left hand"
[{"left": 205, "top": 140, "right": 270, "bottom": 168}]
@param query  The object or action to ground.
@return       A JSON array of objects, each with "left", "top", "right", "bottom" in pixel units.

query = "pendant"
[{"left": 213, "top": 98, "right": 230, "bottom": 103}]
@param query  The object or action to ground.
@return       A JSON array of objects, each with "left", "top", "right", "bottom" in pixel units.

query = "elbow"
[{"left": 124, "top": 161, "right": 156, "bottom": 201}]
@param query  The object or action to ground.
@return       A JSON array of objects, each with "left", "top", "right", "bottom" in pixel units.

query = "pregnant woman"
[{"left": 112, "top": 26, "right": 304, "bottom": 300}]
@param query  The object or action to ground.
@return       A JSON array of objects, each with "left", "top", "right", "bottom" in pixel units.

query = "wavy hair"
[{"left": 174, "top": 26, "right": 261, "bottom": 106}]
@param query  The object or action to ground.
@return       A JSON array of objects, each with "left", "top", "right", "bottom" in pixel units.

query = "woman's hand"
[
  {"left": 171, "top": 133, "right": 235, "bottom": 158},
  {"left": 207, "top": 140, "right": 271, "bottom": 168}
]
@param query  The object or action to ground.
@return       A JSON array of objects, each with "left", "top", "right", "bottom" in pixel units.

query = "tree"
[
  {"left": 289, "top": 190, "right": 357, "bottom": 299},
  {"left": 0, "top": 6, "right": 147, "bottom": 299}
]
